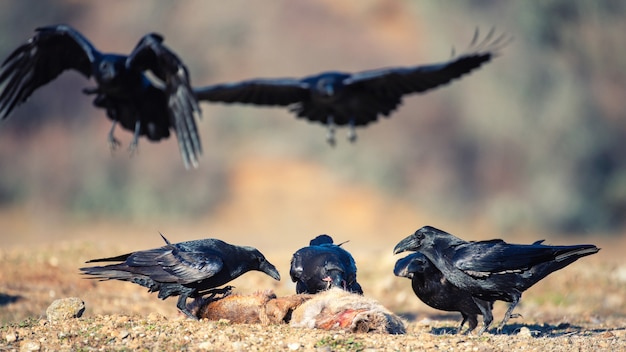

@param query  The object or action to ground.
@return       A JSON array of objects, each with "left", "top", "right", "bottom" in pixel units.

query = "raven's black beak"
[
  {"left": 329, "top": 271, "right": 345, "bottom": 290},
  {"left": 393, "top": 257, "right": 412, "bottom": 278},
  {"left": 261, "top": 261, "right": 281, "bottom": 281},
  {"left": 393, "top": 234, "right": 419, "bottom": 254}
]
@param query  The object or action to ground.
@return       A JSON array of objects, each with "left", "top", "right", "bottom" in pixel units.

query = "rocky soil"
[{"left": 1, "top": 233, "right": 625, "bottom": 351}]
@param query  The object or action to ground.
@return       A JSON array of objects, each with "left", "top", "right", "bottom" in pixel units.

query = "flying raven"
[
  {"left": 0, "top": 24, "right": 202, "bottom": 169},
  {"left": 290, "top": 234, "right": 363, "bottom": 294},
  {"left": 80, "top": 234, "right": 281, "bottom": 318},
  {"left": 195, "top": 28, "right": 508, "bottom": 145},
  {"left": 393, "top": 226, "right": 599, "bottom": 334},
  {"left": 394, "top": 252, "right": 494, "bottom": 334}
]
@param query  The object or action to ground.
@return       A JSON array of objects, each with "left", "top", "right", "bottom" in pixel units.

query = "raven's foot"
[
  {"left": 326, "top": 116, "right": 336, "bottom": 147},
  {"left": 203, "top": 285, "right": 235, "bottom": 300},
  {"left": 496, "top": 313, "right": 522, "bottom": 334},
  {"left": 107, "top": 133, "right": 121, "bottom": 153},
  {"left": 128, "top": 120, "right": 141, "bottom": 156},
  {"left": 128, "top": 139, "right": 139, "bottom": 156},
  {"left": 347, "top": 121, "right": 357, "bottom": 143},
  {"left": 108, "top": 121, "right": 121, "bottom": 153},
  {"left": 179, "top": 307, "right": 200, "bottom": 320}
]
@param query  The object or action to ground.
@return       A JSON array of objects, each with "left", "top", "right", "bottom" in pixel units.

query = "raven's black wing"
[
  {"left": 126, "top": 245, "right": 223, "bottom": 284},
  {"left": 194, "top": 78, "right": 309, "bottom": 106},
  {"left": 0, "top": 24, "right": 99, "bottom": 118},
  {"left": 344, "top": 28, "right": 508, "bottom": 97},
  {"left": 452, "top": 240, "right": 598, "bottom": 276},
  {"left": 126, "top": 33, "right": 202, "bottom": 169}
]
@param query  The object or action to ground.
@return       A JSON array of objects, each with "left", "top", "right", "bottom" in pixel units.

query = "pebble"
[
  {"left": 5, "top": 332, "right": 17, "bottom": 343},
  {"left": 287, "top": 342, "right": 300, "bottom": 350},
  {"left": 198, "top": 341, "right": 212, "bottom": 350},
  {"left": 117, "top": 330, "right": 130, "bottom": 340},
  {"left": 20, "top": 340, "right": 40, "bottom": 351},
  {"left": 46, "top": 297, "right": 85, "bottom": 321},
  {"left": 517, "top": 326, "right": 533, "bottom": 338}
]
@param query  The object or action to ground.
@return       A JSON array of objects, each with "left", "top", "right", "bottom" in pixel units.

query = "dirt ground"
[{"left": 1, "top": 222, "right": 625, "bottom": 351}]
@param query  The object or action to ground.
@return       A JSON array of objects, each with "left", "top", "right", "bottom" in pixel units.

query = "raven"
[
  {"left": 0, "top": 24, "right": 202, "bottom": 169},
  {"left": 393, "top": 226, "right": 599, "bottom": 334},
  {"left": 290, "top": 234, "right": 363, "bottom": 294},
  {"left": 80, "top": 234, "right": 281, "bottom": 318},
  {"left": 394, "top": 252, "right": 493, "bottom": 334},
  {"left": 195, "top": 28, "right": 508, "bottom": 145}
]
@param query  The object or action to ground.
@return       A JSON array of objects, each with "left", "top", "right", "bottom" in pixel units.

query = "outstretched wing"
[
  {"left": 195, "top": 78, "right": 309, "bottom": 106},
  {"left": 0, "top": 24, "right": 99, "bottom": 118},
  {"left": 126, "top": 33, "right": 202, "bottom": 169},
  {"left": 345, "top": 28, "right": 509, "bottom": 98}
]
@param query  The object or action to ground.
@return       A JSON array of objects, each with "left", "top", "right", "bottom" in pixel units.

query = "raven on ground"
[
  {"left": 290, "top": 234, "right": 363, "bottom": 294},
  {"left": 195, "top": 28, "right": 508, "bottom": 145},
  {"left": 393, "top": 226, "right": 599, "bottom": 334},
  {"left": 80, "top": 234, "right": 281, "bottom": 318},
  {"left": 394, "top": 252, "right": 494, "bottom": 334},
  {"left": 0, "top": 24, "right": 201, "bottom": 169}
]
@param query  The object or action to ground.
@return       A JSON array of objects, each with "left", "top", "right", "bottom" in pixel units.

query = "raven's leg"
[
  {"left": 128, "top": 120, "right": 141, "bottom": 155},
  {"left": 474, "top": 297, "right": 494, "bottom": 335},
  {"left": 326, "top": 115, "right": 336, "bottom": 146},
  {"left": 461, "top": 314, "right": 478, "bottom": 335},
  {"left": 457, "top": 313, "right": 468, "bottom": 334},
  {"left": 107, "top": 121, "right": 121, "bottom": 151},
  {"left": 497, "top": 294, "right": 522, "bottom": 333},
  {"left": 347, "top": 118, "right": 357, "bottom": 143},
  {"left": 176, "top": 294, "right": 198, "bottom": 320}
]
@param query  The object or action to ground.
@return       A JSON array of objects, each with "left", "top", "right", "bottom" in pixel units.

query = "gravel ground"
[
  {"left": 2, "top": 313, "right": 625, "bottom": 351},
  {"left": 1, "top": 236, "right": 625, "bottom": 351}
]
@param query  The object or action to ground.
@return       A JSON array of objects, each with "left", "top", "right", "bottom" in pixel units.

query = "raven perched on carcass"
[
  {"left": 290, "top": 234, "right": 363, "bottom": 294},
  {"left": 394, "top": 252, "right": 494, "bottom": 334},
  {"left": 195, "top": 28, "right": 508, "bottom": 145},
  {"left": 0, "top": 24, "right": 201, "bottom": 168},
  {"left": 393, "top": 226, "right": 599, "bottom": 334},
  {"left": 80, "top": 234, "right": 281, "bottom": 318}
]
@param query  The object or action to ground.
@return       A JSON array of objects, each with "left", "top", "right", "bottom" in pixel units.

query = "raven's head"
[
  {"left": 394, "top": 226, "right": 465, "bottom": 255},
  {"left": 315, "top": 77, "right": 338, "bottom": 97},
  {"left": 322, "top": 267, "right": 347, "bottom": 291},
  {"left": 393, "top": 226, "right": 441, "bottom": 254},
  {"left": 310, "top": 234, "right": 334, "bottom": 246},
  {"left": 255, "top": 253, "right": 281, "bottom": 281},
  {"left": 98, "top": 56, "right": 125, "bottom": 83},
  {"left": 393, "top": 253, "right": 430, "bottom": 279}
]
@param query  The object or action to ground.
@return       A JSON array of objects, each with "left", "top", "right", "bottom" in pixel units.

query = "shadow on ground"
[{"left": 0, "top": 293, "right": 22, "bottom": 306}]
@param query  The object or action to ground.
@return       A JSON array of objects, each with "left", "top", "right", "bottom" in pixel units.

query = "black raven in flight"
[
  {"left": 393, "top": 226, "right": 599, "bottom": 334},
  {"left": 290, "top": 234, "right": 363, "bottom": 294},
  {"left": 195, "top": 28, "right": 508, "bottom": 145},
  {"left": 0, "top": 24, "right": 202, "bottom": 169},
  {"left": 80, "top": 234, "right": 281, "bottom": 318},
  {"left": 394, "top": 252, "right": 494, "bottom": 334}
]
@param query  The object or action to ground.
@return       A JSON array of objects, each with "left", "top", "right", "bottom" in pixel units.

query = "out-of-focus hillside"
[{"left": 1, "top": 0, "right": 626, "bottom": 252}]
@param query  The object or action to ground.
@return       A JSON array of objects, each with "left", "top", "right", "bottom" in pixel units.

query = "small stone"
[
  {"left": 118, "top": 329, "right": 130, "bottom": 339},
  {"left": 198, "top": 341, "right": 212, "bottom": 350},
  {"left": 517, "top": 326, "right": 533, "bottom": 338},
  {"left": 46, "top": 297, "right": 85, "bottom": 321},
  {"left": 147, "top": 312, "right": 166, "bottom": 321},
  {"left": 20, "top": 340, "right": 40, "bottom": 351},
  {"left": 5, "top": 332, "right": 17, "bottom": 343},
  {"left": 288, "top": 342, "right": 300, "bottom": 350}
]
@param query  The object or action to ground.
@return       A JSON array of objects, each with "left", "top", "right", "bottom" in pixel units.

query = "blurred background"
[{"left": 1, "top": 0, "right": 626, "bottom": 252}]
